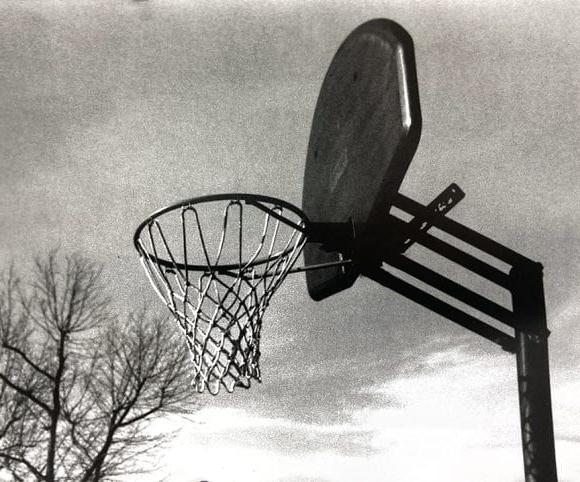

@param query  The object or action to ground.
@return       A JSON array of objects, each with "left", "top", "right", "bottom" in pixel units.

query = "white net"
[{"left": 134, "top": 195, "right": 307, "bottom": 394}]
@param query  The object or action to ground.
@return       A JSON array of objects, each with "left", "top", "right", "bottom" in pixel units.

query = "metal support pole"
[{"left": 511, "top": 262, "right": 557, "bottom": 482}]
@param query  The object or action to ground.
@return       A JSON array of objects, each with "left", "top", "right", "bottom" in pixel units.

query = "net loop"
[{"left": 134, "top": 194, "right": 308, "bottom": 394}]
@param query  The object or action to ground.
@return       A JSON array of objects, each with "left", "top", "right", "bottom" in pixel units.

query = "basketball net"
[{"left": 134, "top": 196, "right": 307, "bottom": 394}]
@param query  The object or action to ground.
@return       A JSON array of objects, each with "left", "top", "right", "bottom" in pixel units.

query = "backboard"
[{"left": 302, "top": 18, "right": 422, "bottom": 301}]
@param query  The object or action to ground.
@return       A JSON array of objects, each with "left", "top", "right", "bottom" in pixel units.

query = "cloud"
[
  {"left": 193, "top": 407, "right": 358, "bottom": 435},
  {"left": 185, "top": 407, "right": 374, "bottom": 457},
  {"left": 141, "top": 344, "right": 580, "bottom": 481}
]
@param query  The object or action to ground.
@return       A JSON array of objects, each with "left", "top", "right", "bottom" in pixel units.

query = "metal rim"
[{"left": 134, "top": 193, "right": 309, "bottom": 272}]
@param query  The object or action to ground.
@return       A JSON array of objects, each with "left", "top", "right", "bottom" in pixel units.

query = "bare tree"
[{"left": 0, "top": 252, "right": 199, "bottom": 481}]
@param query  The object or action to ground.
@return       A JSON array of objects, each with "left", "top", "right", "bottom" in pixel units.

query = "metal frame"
[{"left": 304, "top": 186, "right": 558, "bottom": 481}]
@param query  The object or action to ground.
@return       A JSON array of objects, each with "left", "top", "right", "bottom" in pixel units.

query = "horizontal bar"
[
  {"left": 364, "top": 267, "right": 516, "bottom": 353},
  {"left": 387, "top": 216, "right": 513, "bottom": 289},
  {"left": 384, "top": 254, "right": 516, "bottom": 327},
  {"left": 286, "top": 259, "right": 353, "bottom": 274},
  {"left": 393, "top": 193, "right": 532, "bottom": 266}
]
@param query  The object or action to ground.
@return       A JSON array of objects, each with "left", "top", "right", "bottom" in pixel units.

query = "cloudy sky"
[{"left": 1, "top": 0, "right": 579, "bottom": 481}]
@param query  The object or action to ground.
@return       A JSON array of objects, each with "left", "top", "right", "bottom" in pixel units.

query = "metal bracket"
[{"left": 398, "top": 183, "right": 465, "bottom": 252}]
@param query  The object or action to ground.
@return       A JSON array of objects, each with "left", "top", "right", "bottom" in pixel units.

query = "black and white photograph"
[{"left": 1, "top": 1, "right": 578, "bottom": 480}]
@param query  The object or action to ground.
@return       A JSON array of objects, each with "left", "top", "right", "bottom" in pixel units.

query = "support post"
[{"left": 511, "top": 262, "right": 557, "bottom": 482}]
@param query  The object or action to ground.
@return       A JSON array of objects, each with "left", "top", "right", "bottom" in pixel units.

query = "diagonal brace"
[{"left": 364, "top": 267, "right": 516, "bottom": 352}]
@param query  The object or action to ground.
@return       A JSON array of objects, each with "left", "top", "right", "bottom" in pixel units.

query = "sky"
[{"left": 1, "top": 0, "right": 579, "bottom": 481}]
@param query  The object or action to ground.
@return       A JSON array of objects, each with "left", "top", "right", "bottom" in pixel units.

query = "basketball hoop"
[
  {"left": 130, "top": 17, "right": 559, "bottom": 482},
  {"left": 134, "top": 194, "right": 308, "bottom": 394}
]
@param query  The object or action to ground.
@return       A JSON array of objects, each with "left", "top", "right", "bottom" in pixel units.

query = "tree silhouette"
[{"left": 0, "top": 252, "right": 199, "bottom": 481}]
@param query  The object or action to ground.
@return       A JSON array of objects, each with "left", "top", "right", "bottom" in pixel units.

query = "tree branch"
[
  {"left": 1, "top": 343, "right": 54, "bottom": 381},
  {"left": 0, "top": 373, "right": 52, "bottom": 415},
  {"left": 0, "top": 452, "right": 45, "bottom": 481},
  {"left": 118, "top": 393, "right": 165, "bottom": 428}
]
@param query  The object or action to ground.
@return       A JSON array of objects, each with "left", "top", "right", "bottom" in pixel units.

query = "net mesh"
[{"left": 135, "top": 196, "right": 307, "bottom": 394}]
